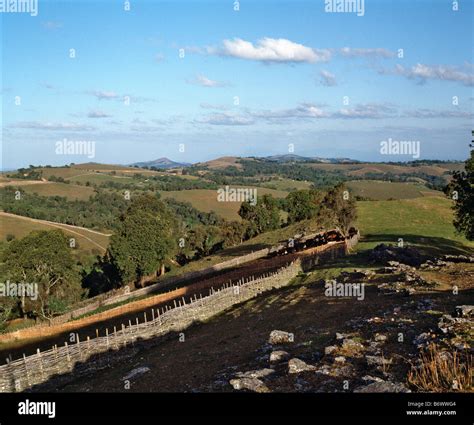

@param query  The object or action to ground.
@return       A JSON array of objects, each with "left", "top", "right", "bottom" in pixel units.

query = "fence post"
[
  {"left": 37, "top": 348, "right": 45, "bottom": 380},
  {"left": 76, "top": 333, "right": 82, "bottom": 360},
  {"left": 105, "top": 328, "right": 109, "bottom": 349},
  {"left": 23, "top": 353, "right": 30, "bottom": 388}
]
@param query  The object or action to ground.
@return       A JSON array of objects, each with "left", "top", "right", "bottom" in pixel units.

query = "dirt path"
[{"left": 0, "top": 211, "right": 111, "bottom": 252}]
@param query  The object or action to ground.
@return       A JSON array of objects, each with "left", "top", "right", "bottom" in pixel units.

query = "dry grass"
[{"left": 408, "top": 344, "right": 473, "bottom": 392}]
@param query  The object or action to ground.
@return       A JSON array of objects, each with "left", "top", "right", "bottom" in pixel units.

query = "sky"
[{"left": 1, "top": 0, "right": 473, "bottom": 169}]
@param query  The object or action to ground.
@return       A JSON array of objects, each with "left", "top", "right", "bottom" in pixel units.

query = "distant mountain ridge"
[
  {"left": 261, "top": 154, "right": 359, "bottom": 164},
  {"left": 130, "top": 157, "right": 191, "bottom": 169}
]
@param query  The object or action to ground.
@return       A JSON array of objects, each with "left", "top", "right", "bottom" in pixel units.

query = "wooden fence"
[{"left": 0, "top": 260, "right": 302, "bottom": 393}]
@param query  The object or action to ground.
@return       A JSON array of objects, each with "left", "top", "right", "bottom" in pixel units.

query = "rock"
[
  {"left": 362, "top": 375, "right": 385, "bottom": 383},
  {"left": 269, "top": 350, "right": 290, "bottom": 364},
  {"left": 354, "top": 381, "right": 410, "bottom": 393},
  {"left": 413, "top": 332, "right": 433, "bottom": 348},
  {"left": 229, "top": 377, "right": 270, "bottom": 393},
  {"left": 235, "top": 368, "right": 275, "bottom": 379},
  {"left": 342, "top": 338, "right": 365, "bottom": 352},
  {"left": 366, "top": 355, "right": 393, "bottom": 367},
  {"left": 269, "top": 330, "right": 294, "bottom": 345},
  {"left": 334, "top": 356, "right": 346, "bottom": 364},
  {"left": 122, "top": 366, "right": 150, "bottom": 381},
  {"left": 336, "top": 332, "right": 349, "bottom": 340},
  {"left": 324, "top": 345, "right": 338, "bottom": 355},
  {"left": 288, "top": 358, "right": 316, "bottom": 374},
  {"left": 374, "top": 333, "right": 387, "bottom": 342},
  {"left": 455, "top": 305, "right": 474, "bottom": 318}
]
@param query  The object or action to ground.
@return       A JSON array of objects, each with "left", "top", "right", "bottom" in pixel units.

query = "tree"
[
  {"left": 238, "top": 194, "right": 281, "bottom": 236},
  {"left": 107, "top": 194, "right": 178, "bottom": 287},
  {"left": 445, "top": 131, "right": 474, "bottom": 240},
  {"left": 285, "top": 189, "right": 324, "bottom": 223},
  {"left": 318, "top": 183, "right": 357, "bottom": 235},
  {"left": 1, "top": 230, "right": 83, "bottom": 320}
]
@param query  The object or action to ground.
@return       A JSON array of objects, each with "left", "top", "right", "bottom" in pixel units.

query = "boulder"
[
  {"left": 269, "top": 350, "right": 290, "bottom": 364},
  {"left": 354, "top": 381, "right": 410, "bottom": 393},
  {"left": 229, "top": 377, "right": 270, "bottom": 393},
  {"left": 288, "top": 358, "right": 316, "bottom": 374},
  {"left": 269, "top": 330, "right": 294, "bottom": 345},
  {"left": 235, "top": 368, "right": 275, "bottom": 379}
]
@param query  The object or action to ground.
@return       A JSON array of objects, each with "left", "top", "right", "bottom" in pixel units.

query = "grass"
[
  {"left": 408, "top": 344, "right": 473, "bottom": 392},
  {"left": 0, "top": 214, "right": 110, "bottom": 259},
  {"left": 18, "top": 182, "right": 95, "bottom": 201},
  {"left": 355, "top": 196, "right": 474, "bottom": 256},
  {"left": 347, "top": 180, "right": 441, "bottom": 200},
  {"left": 159, "top": 186, "right": 288, "bottom": 220},
  {"left": 261, "top": 178, "right": 313, "bottom": 192}
]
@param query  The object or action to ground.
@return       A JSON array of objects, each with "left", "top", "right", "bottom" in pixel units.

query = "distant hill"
[
  {"left": 197, "top": 156, "right": 244, "bottom": 169},
  {"left": 130, "top": 157, "right": 191, "bottom": 169},
  {"left": 262, "top": 154, "right": 359, "bottom": 164}
]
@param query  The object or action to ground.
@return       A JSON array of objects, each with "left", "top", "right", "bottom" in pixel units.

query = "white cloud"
[
  {"left": 89, "top": 90, "right": 119, "bottom": 100},
  {"left": 333, "top": 103, "right": 397, "bottom": 119},
  {"left": 87, "top": 110, "right": 111, "bottom": 118},
  {"left": 382, "top": 63, "right": 474, "bottom": 86},
  {"left": 197, "top": 113, "right": 254, "bottom": 126},
  {"left": 211, "top": 38, "right": 330, "bottom": 63},
  {"left": 319, "top": 70, "right": 337, "bottom": 86},
  {"left": 187, "top": 74, "right": 229, "bottom": 87},
  {"left": 339, "top": 48, "right": 395, "bottom": 58},
  {"left": 10, "top": 121, "right": 95, "bottom": 131}
]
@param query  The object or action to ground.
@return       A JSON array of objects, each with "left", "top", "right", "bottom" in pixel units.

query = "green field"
[
  {"left": 159, "top": 186, "right": 288, "bottom": 220},
  {"left": 347, "top": 180, "right": 441, "bottom": 200},
  {"left": 261, "top": 178, "right": 313, "bottom": 192},
  {"left": 18, "top": 182, "right": 95, "bottom": 201},
  {"left": 0, "top": 213, "right": 110, "bottom": 259},
  {"left": 356, "top": 197, "right": 474, "bottom": 256}
]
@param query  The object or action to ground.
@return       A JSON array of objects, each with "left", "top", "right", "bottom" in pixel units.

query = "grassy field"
[
  {"left": 261, "top": 178, "right": 313, "bottom": 192},
  {"left": 355, "top": 196, "right": 474, "bottom": 256},
  {"left": 17, "top": 182, "right": 95, "bottom": 201},
  {"left": 347, "top": 180, "right": 441, "bottom": 200},
  {"left": 159, "top": 186, "right": 288, "bottom": 220},
  {"left": 0, "top": 213, "right": 110, "bottom": 259}
]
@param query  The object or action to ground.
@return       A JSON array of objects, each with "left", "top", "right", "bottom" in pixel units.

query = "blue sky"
[{"left": 1, "top": 0, "right": 473, "bottom": 169}]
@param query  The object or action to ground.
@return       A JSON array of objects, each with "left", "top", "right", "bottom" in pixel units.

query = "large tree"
[
  {"left": 318, "top": 183, "right": 357, "bottom": 235},
  {"left": 107, "top": 194, "right": 178, "bottom": 286},
  {"left": 285, "top": 189, "right": 324, "bottom": 223},
  {"left": 445, "top": 131, "right": 474, "bottom": 240},
  {"left": 238, "top": 194, "right": 281, "bottom": 236},
  {"left": 1, "top": 230, "right": 82, "bottom": 320}
]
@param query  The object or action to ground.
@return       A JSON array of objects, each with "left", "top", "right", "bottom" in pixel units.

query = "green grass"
[
  {"left": 261, "top": 178, "right": 313, "bottom": 192},
  {"left": 0, "top": 214, "right": 110, "bottom": 259},
  {"left": 159, "top": 186, "right": 288, "bottom": 220},
  {"left": 19, "top": 182, "right": 95, "bottom": 201},
  {"left": 347, "top": 180, "right": 441, "bottom": 200},
  {"left": 356, "top": 197, "right": 474, "bottom": 256}
]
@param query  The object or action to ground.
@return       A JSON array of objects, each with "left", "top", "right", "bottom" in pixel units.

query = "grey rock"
[
  {"left": 229, "top": 377, "right": 270, "bottom": 393},
  {"left": 269, "top": 330, "right": 294, "bottom": 345},
  {"left": 235, "top": 368, "right": 275, "bottom": 379},
  {"left": 455, "top": 305, "right": 474, "bottom": 318},
  {"left": 122, "top": 366, "right": 150, "bottom": 381},
  {"left": 324, "top": 345, "right": 338, "bottom": 355},
  {"left": 354, "top": 381, "right": 410, "bottom": 393},
  {"left": 269, "top": 350, "right": 290, "bottom": 364},
  {"left": 288, "top": 358, "right": 316, "bottom": 374},
  {"left": 366, "top": 355, "right": 393, "bottom": 367}
]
